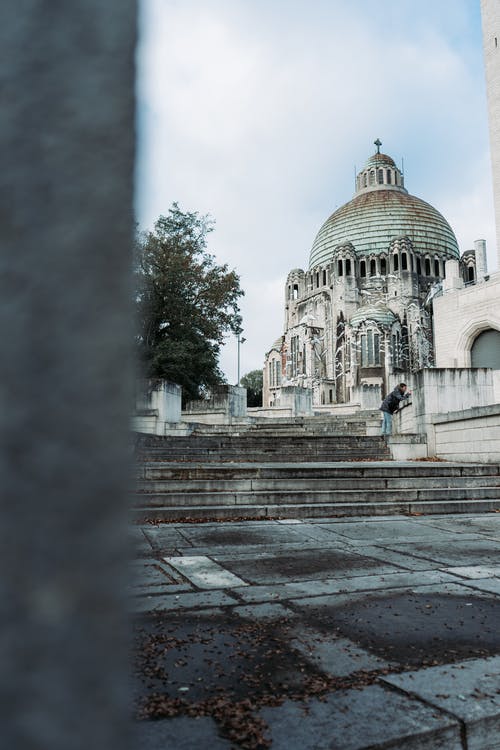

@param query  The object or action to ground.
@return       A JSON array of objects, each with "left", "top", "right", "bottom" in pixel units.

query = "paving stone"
[
  {"left": 316, "top": 519, "right": 462, "bottom": 541},
  {"left": 290, "top": 625, "right": 395, "bottom": 677},
  {"left": 383, "top": 656, "right": 500, "bottom": 750},
  {"left": 382, "top": 538, "right": 500, "bottom": 567},
  {"left": 163, "top": 556, "right": 248, "bottom": 589},
  {"left": 130, "top": 561, "right": 180, "bottom": 588},
  {"left": 232, "top": 602, "right": 296, "bottom": 620},
  {"left": 231, "top": 570, "right": 460, "bottom": 604},
  {"left": 259, "top": 684, "right": 461, "bottom": 749},
  {"left": 290, "top": 584, "right": 500, "bottom": 665},
  {"left": 129, "top": 590, "right": 238, "bottom": 613},
  {"left": 176, "top": 523, "right": 315, "bottom": 548},
  {"left": 346, "top": 544, "right": 444, "bottom": 570},
  {"left": 134, "top": 715, "right": 233, "bottom": 749},
  {"left": 443, "top": 565, "right": 500, "bottom": 579},
  {"left": 213, "top": 548, "right": 401, "bottom": 584},
  {"left": 454, "top": 578, "right": 500, "bottom": 596},
  {"left": 142, "top": 526, "right": 194, "bottom": 550}
]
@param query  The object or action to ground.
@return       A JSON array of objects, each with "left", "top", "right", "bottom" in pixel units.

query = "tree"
[
  {"left": 134, "top": 204, "right": 244, "bottom": 403},
  {"left": 240, "top": 369, "right": 263, "bottom": 407}
]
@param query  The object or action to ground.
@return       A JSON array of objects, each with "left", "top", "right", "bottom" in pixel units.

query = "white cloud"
[{"left": 136, "top": 0, "right": 496, "bottom": 378}]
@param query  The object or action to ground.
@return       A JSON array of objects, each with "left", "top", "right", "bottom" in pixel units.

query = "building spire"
[{"left": 374, "top": 138, "right": 382, "bottom": 154}]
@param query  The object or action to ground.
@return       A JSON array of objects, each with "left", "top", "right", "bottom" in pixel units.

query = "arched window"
[
  {"left": 370, "top": 259, "right": 376, "bottom": 276},
  {"left": 378, "top": 169, "right": 384, "bottom": 184},
  {"left": 361, "top": 329, "right": 381, "bottom": 366},
  {"left": 386, "top": 170, "right": 392, "bottom": 184},
  {"left": 393, "top": 254, "right": 399, "bottom": 272},
  {"left": 471, "top": 329, "right": 500, "bottom": 367},
  {"left": 467, "top": 265, "right": 475, "bottom": 283},
  {"left": 410, "top": 255, "right": 414, "bottom": 271},
  {"left": 322, "top": 269, "right": 327, "bottom": 286},
  {"left": 416, "top": 257, "right": 422, "bottom": 275},
  {"left": 380, "top": 257, "right": 387, "bottom": 275},
  {"left": 425, "top": 258, "right": 431, "bottom": 276},
  {"left": 360, "top": 260, "right": 366, "bottom": 277},
  {"left": 338, "top": 259, "right": 343, "bottom": 276},
  {"left": 293, "top": 284, "right": 298, "bottom": 300},
  {"left": 363, "top": 174, "right": 367, "bottom": 188},
  {"left": 401, "top": 253, "right": 408, "bottom": 271},
  {"left": 345, "top": 258, "right": 351, "bottom": 276},
  {"left": 369, "top": 170, "right": 375, "bottom": 185},
  {"left": 315, "top": 272, "right": 319, "bottom": 288},
  {"left": 434, "top": 259, "right": 440, "bottom": 276}
]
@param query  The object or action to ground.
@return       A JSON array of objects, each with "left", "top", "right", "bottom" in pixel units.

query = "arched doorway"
[{"left": 470, "top": 329, "right": 500, "bottom": 368}]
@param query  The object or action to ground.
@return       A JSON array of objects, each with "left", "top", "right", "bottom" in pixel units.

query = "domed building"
[{"left": 263, "top": 141, "right": 465, "bottom": 408}]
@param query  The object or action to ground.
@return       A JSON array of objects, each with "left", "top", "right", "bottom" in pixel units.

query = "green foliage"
[
  {"left": 240, "top": 369, "right": 263, "bottom": 407},
  {"left": 135, "top": 204, "right": 244, "bottom": 403}
]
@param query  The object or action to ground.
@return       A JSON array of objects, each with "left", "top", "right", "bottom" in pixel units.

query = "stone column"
[
  {"left": 474, "top": 238, "right": 488, "bottom": 280},
  {"left": 481, "top": 0, "right": 500, "bottom": 269},
  {"left": 0, "top": 3, "right": 136, "bottom": 749}
]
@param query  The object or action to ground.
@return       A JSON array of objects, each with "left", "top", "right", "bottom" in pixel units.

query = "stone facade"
[
  {"left": 263, "top": 145, "right": 478, "bottom": 409},
  {"left": 433, "top": 269, "right": 500, "bottom": 369}
]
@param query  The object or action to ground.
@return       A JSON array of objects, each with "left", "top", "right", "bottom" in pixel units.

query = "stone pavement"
[{"left": 131, "top": 513, "right": 500, "bottom": 749}]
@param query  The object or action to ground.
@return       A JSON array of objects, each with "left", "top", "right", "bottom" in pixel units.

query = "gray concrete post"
[{"left": 0, "top": 3, "right": 136, "bottom": 748}]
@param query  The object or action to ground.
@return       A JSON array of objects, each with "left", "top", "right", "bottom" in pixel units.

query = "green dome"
[
  {"left": 309, "top": 146, "right": 459, "bottom": 269},
  {"left": 350, "top": 305, "right": 397, "bottom": 329},
  {"left": 310, "top": 190, "right": 459, "bottom": 268}
]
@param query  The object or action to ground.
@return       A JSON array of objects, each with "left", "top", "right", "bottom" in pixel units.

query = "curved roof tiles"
[
  {"left": 309, "top": 189, "right": 459, "bottom": 269},
  {"left": 350, "top": 304, "right": 398, "bottom": 328}
]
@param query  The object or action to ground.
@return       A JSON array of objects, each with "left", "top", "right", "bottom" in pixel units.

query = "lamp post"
[{"left": 237, "top": 331, "right": 246, "bottom": 386}]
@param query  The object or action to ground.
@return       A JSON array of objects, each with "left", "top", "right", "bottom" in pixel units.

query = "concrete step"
[
  {"left": 136, "top": 461, "right": 500, "bottom": 480},
  {"left": 132, "top": 498, "right": 500, "bottom": 522},
  {"left": 134, "top": 474, "right": 500, "bottom": 493},
  {"left": 133, "top": 485, "right": 500, "bottom": 508}
]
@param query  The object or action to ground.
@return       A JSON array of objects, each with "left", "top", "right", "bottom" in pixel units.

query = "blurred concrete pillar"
[{"left": 0, "top": 2, "right": 136, "bottom": 748}]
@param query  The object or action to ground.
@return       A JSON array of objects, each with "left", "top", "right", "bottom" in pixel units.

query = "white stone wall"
[
  {"left": 135, "top": 380, "right": 182, "bottom": 423},
  {"left": 433, "top": 404, "right": 500, "bottom": 462},
  {"left": 279, "top": 386, "right": 313, "bottom": 416},
  {"left": 433, "top": 271, "right": 500, "bottom": 367},
  {"left": 481, "top": 0, "right": 500, "bottom": 267}
]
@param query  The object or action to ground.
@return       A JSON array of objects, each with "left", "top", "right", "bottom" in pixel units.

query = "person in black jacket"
[{"left": 380, "top": 383, "right": 411, "bottom": 435}]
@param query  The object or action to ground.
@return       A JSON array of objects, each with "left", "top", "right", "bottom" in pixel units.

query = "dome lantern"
[{"left": 356, "top": 139, "right": 405, "bottom": 194}]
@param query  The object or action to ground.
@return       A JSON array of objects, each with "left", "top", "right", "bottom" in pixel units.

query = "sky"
[{"left": 135, "top": 0, "right": 496, "bottom": 384}]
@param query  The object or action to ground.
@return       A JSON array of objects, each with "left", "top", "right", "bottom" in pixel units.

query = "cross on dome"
[{"left": 374, "top": 138, "right": 382, "bottom": 153}]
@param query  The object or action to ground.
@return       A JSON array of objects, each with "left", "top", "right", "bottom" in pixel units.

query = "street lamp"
[{"left": 237, "top": 332, "right": 246, "bottom": 386}]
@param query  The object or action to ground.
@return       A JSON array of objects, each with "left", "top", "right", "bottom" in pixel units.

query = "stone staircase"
[{"left": 133, "top": 431, "right": 500, "bottom": 521}]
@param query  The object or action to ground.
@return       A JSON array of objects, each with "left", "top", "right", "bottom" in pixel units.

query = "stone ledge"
[{"left": 432, "top": 402, "right": 500, "bottom": 424}]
